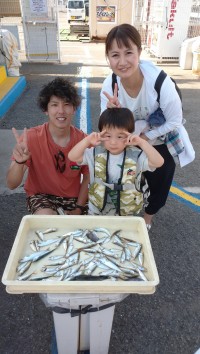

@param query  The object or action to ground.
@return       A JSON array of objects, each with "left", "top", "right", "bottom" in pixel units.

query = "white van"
[{"left": 67, "top": 0, "right": 86, "bottom": 23}]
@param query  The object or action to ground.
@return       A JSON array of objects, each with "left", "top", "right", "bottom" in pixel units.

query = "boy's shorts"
[{"left": 27, "top": 193, "right": 87, "bottom": 215}]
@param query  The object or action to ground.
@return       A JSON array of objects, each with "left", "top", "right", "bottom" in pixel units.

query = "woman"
[{"left": 100, "top": 24, "right": 195, "bottom": 229}]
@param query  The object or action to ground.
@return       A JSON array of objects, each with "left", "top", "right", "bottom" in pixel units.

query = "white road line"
[
  {"left": 79, "top": 78, "right": 88, "bottom": 133},
  {"left": 184, "top": 187, "right": 200, "bottom": 194}
]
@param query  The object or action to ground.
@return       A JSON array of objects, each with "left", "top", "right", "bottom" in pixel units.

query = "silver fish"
[
  {"left": 62, "top": 229, "right": 83, "bottom": 238},
  {"left": 30, "top": 240, "right": 39, "bottom": 252},
  {"left": 73, "top": 235, "right": 91, "bottom": 244},
  {"left": 100, "top": 247, "right": 120, "bottom": 258},
  {"left": 35, "top": 230, "right": 44, "bottom": 241},
  {"left": 126, "top": 240, "right": 141, "bottom": 247},
  {"left": 43, "top": 258, "right": 66, "bottom": 266},
  {"left": 137, "top": 268, "right": 148, "bottom": 281},
  {"left": 130, "top": 261, "right": 146, "bottom": 272},
  {"left": 132, "top": 244, "right": 142, "bottom": 260},
  {"left": 63, "top": 239, "right": 68, "bottom": 251},
  {"left": 57, "top": 253, "right": 80, "bottom": 270},
  {"left": 124, "top": 246, "right": 132, "bottom": 261},
  {"left": 138, "top": 252, "right": 144, "bottom": 266},
  {"left": 84, "top": 261, "right": 97, "bottom": 275},
  {"left": 42, "top": 228, "right": 57, "bottom": 234},
  {"left": 41, "top": 266, "right": 59, "bottom": 274},
  {"left": 113, "top": 235, "right": 124, "bottom": 247},
  {"left": 29, "top": 273, "right": 54, "bottom": 281},
  {"left": 120, "top": 249, "right": 126, "bottom": 263},
  {"left": 99, "top": 257, "right": 122, "bottom": 272},
  {"left": 94, "top": 227, "right": 111, "bottom": 237},
  {"left": 37, "top": 237, "right": 63, "bottom": 248},
  {"left": 17, "top": 271, "right": 35, "bottom": 281},
  {"left": 19, "top": 248, "right": 54, "bottom": 263},
  {"left": 64, "top": 270, "right": 83, "bottom": 281},
  {"left": 80, "top": 255, "right": 95, "bottom": 266},
  {"left": 65, "top": 234, "right": 74, "bottom": 257},
  {"left": 48, "top": 255, "right": 66, "bottom": 261},
  {"left": 96, "top": 235, "right": 111, "bottom": 245},
  {"left": 17, "top": 260, "right": 32, "bottom": 276},
  {"left": 63, "top": 264, "right": 82, "bottom": 280}
]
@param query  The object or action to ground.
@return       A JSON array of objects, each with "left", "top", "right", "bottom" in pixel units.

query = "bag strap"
[
  {"left": 154, "top": 70, "right": 182, "bottom": 104},
  {"left": 112, "top": 72, "right": 118, "bottom": 94},
  {"left": 154, "top": 70, "right": 167, "bottom": 104}
]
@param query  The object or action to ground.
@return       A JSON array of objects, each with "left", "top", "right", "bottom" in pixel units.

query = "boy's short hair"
[
  {"left": 98, "top": 108, "right": 135, "bottom": 133},
  {"left": 38, "top": 77, "right": 81, "bottom": 111}
]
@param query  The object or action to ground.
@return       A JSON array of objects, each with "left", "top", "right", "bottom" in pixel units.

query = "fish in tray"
[{"left": 16, "top": 227, "right": 148, "bottom": 282}]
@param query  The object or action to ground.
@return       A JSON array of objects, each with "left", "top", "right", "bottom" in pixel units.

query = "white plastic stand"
[
  {"left": 53, "top": 304, "right": 115, "bottom": 354},
  {"left": 42, "top": 293, "right": 127, "bottom": 354}
]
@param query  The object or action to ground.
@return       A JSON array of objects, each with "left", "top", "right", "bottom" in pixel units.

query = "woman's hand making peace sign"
[
  {"left": 12, "top": 127, "right": 31, "bottom": 163},
  {"left": 103, "top": 83, "right": 121, "bottom": 109}
]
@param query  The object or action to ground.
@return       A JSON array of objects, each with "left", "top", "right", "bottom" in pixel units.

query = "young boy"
[
  {"left": 6, "top": 77, "right": 89, "bottom": 215},
  {"left": 68, "top": 108, "right": 164, "bottom": 217}
]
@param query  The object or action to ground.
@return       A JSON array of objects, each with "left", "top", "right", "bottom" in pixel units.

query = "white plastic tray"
[{"left": 2, "top": 215, "right": 159, "bottom": 294}]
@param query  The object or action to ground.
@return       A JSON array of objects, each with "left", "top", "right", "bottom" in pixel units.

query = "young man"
[
  {"left": 68, "top": 108, "right": 164, "bottom": 219},
  {"left": 6, "top": 77, "right": 89, "bottom": 215}
]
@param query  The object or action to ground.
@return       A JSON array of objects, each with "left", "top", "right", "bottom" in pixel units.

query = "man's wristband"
[
  {"left": 14, "top": 160, "right": 26, "bottom": 164},
  {"left": 76, "top": 204, "right": 85, "bottom": 214}
]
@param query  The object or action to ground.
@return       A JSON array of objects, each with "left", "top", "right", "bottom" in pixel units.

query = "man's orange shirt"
[{"left": 23, "top": 123, "right": 89, "bottom": 197}]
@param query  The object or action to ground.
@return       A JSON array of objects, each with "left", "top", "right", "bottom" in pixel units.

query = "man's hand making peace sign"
[{"left": 12, "top": 128, "right": 31, "bottom": 164}]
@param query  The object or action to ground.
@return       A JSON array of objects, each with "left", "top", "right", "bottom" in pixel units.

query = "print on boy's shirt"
[{"left": 127, "top": 168, "right": 135, "bottom": 176}]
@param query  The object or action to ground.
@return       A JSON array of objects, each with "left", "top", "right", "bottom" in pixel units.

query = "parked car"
[{"left": 66, "top": 0, "right": 86, "bottom": 23}]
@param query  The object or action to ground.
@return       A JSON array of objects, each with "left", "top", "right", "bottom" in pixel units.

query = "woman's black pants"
[{"left": 143, "top": 144, "right": 176, "bottom": 215}]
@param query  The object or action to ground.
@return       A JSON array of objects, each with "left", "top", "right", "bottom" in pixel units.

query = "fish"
[
  {"left": 16, "top": 260, "right": 32, "bottom": 276},
  {"left": 113, "top": 235, "right": 124, "bottom": 247},
  {"left": 35, "top": 230, "right": 44, "bottom": 241},
  {"left": 36, "top": 237, "right": 63, "bottom": 248},
  {"left": 86, "top": 230, "right": 99, "bottom": 242},
  {"left": 64, "top": 271, "right": 83, "bottom": 281},
  {"left": 73, "top": 235, "right": 91, "bottom": 244},
  {"left": 19, "top": 248, "right": 54, "bottom": 263},
  {"left": 29, "top": 274, "right": 55, "bottom": 281},
  {"left": 30, "top": 240, "right": 39, "bottom": 252},
  {"left": 138, "top": 252, "right": 144, "bottom": 266},
  {"left": 137, "top": 268, "right": 148, "bottom": 281},
  {"left": 71, "top": 275, "right": 109, "bottom": 281},
  {"left": 124, "top": 246, "right": 132, "bottom": 261},
  {"left": 94, "top": 227, "right": 111, "bottom": 237},
  {"left": 84, "top": 261, "right": 97, "bottom": 275},
  {"left": 99, "top": 247, "right": 120, "bottom": 258},
  {"left": 16, "top": 226, "right": 149, "bottom": 283},
  {"left": 17, "top": 272, "right": 35, "bottom": 281},
  {"left": 41, "top": 266, "right": 59, "bottom": 274},
  {"left": 80, "top": 256, "right": 95, "bottom": 266},
  {"left": 132, "top": 244, "right": 142, "bottom": 260},
  {"left": 99, "top": 257, "right": 122, "bottom": 272},
  {"left": 65, "top": 235, "right": 74, "bottom": 257},
  {"left": 42, "top": 228, "right": 57, "bottom": 234},
  {"left": 63, "top": 264, "right": 82, "bottom": 280}
]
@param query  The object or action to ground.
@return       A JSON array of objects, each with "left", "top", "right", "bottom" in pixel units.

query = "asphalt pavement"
[{"left": 0, "top": 42, "right": 200, "bottom": 354}]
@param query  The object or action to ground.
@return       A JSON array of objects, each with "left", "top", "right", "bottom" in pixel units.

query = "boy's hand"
[
  {"left": 124, "top": 132, "right": 143, "bottom": 147},
  {"left": 12, "top": 127, "right": 31, "bottom": 163},
  {"left": 103, "top": 83, "right": 121, "bottom": 108},
  {"left": 87, "top": 130, "right": 108, "bottom": 146}
]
